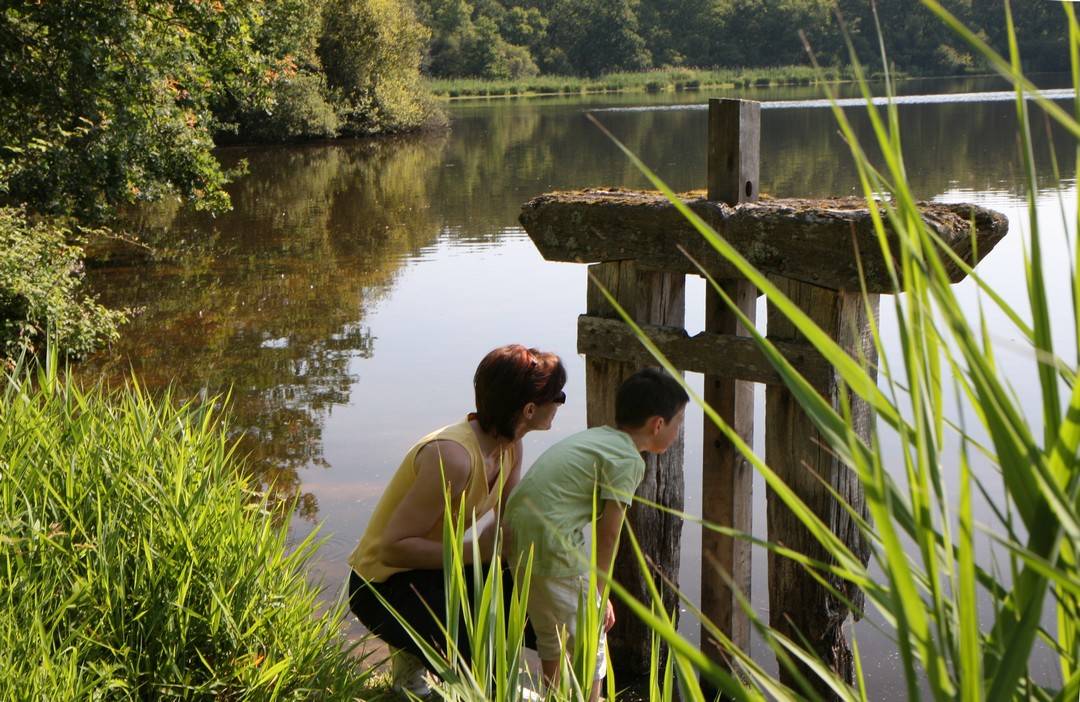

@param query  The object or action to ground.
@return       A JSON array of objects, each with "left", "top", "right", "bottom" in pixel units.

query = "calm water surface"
[{"left": 83, "top": 75, "right": 1075, "bottom": 694}]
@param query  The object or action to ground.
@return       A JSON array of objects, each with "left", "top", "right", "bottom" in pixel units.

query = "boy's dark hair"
[
  {"left": 474, "top": 344, "right": 566, "bottom": 440},
  {"left": 615, "top": 368, "right": 689, "bottom": 429}
]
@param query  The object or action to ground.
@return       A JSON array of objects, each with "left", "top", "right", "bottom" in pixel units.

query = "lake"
[{"left": 83, "top": 74, "right": 1075, "bottom": 693}]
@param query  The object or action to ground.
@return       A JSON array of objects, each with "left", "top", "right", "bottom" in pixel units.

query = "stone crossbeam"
[{"left": 520, "top": 188, "right": 1009, "bottom": 293}]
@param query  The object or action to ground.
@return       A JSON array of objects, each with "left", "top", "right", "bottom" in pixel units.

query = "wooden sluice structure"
[{"left": 518, "top": 99, "right": 1008, "bottom": 695}]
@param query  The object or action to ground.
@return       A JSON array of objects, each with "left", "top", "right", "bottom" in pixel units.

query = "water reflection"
[
  {"left": 83, "top": 76, "right": 1077, "bottom": 523},
  {"left": 84, "top": 135, "right": 450, "bottom": 514}
]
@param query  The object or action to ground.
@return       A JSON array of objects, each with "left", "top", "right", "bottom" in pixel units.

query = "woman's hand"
[{"left": 603, "top": 599, "right": 616, "bottom": 632}]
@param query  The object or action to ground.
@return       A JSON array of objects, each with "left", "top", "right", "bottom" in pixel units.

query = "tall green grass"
[
  {"left": 588, "top": 1, "right": 1080, "bottom": 698},
  {"left": 0, "top": 355, "right": 372, "bottom": 699},
  {"left": 393, "top": 3, "right": 1080, "bottom": 701}
]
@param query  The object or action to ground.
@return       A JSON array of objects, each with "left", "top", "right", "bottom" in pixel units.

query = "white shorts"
[{"left": 526, "top": 574, "right": 608, "bottom": 680}]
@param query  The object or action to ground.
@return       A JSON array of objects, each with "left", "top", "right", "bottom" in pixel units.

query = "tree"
[
  {"left": 0, "top": 0, "right": 273, "bottom": 220},
  {"left": 319, "top": 0, "right": 436, "bottom": 134},
  {"left": 545, "top": 0, "right": 651, "bottom": 76},
  {"left": 223, "top": 0, "right": 342, "bottom": 142}
]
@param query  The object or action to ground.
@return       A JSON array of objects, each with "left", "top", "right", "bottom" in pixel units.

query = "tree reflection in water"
[{"left": 82, "top": 134, "right": 449, "bottom": 518}]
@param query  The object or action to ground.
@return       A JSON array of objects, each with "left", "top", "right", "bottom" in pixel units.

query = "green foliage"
[
  {"left": 413, "top": 0, "right": 1068, "bottom": 79},
  {"left": 218, "top": 0, "right": 342, "bottom": 142},
  {"left": 0, "top": 0, "right": 438, "bottom": 214},
  {"left": 545, "top": 0, "right": 651, "bottom": 76},
  {"left": 0, "top": 208, "right": 124, "bottom": 362},
  {"left": 0, "top": 0, "right": 437, "bottom": 360},
  {"left": 0, "top": 0, "right": 269, "bottom": 220},
  {"left": 0, "top": 359, "right": 373, "bottom": 699},
  {"left": 424, "top": 65, "right": 844, "bottom": 98},
  {"left": 320, "top": 0, "right": 439, "bottom": 134},
  {"left": 237, "top": 71, "right": 341, "bottom": 142},
  {"left": 419, "top": 0, "right": 540, "bottom": 79}
]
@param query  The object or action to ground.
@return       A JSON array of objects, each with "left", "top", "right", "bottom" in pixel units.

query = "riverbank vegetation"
[
  {"left": 414, "top": 0, "right": 1066, "bottom": 82},
  {"left": 0, "top": 355, "right": 373, "bottom": 699},
  {"left": 426, "top": 65, "right": 852, "bottom": 98}
]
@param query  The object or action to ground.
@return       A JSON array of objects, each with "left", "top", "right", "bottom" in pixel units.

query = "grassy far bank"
[
  {"left": 425, "top": 65, "right": 869, "bottom": 99},
  {"left": 0, "top": 356, "right": 376, "bottom": 700}
]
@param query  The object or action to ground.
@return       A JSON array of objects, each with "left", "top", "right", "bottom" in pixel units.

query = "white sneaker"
[
  {"left": 391, "top": 649, "right": 433, "bottom": 698},
  {"left": 516, "top": 668, "right": 544, "bottom": 701}
]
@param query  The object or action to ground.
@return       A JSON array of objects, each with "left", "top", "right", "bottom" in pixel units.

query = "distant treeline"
[{"left": 414, "top": 0, "right": 1069, "bottom": 79}]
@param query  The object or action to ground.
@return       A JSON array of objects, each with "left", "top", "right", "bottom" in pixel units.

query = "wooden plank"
[
  {"left": 701, "top": 280, "right": 756, "bottom": 670},
  {"left": 585, "top": 261, "right": 686, "bottom": 679},
  {"left": 576, "top": 313, "right": 831, "bottom": 388},
  {"left": 764, "top": 278, "right": 878, "bottom": 697},
  {"left": 708, "top": 99, "right": 760, "bottom": 204},
  {"left": 519, "top": 190, "right": 1009, "bottom": 293}
]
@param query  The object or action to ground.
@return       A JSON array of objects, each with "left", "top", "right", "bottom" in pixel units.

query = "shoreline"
[{"left": 423, "top": 68, "right": 1006, "bottom": 102}]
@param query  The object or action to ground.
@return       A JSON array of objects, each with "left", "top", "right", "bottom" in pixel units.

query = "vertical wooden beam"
[
  {"left": 701, "top": 99, "right": 758, "bottom": 678},
  {"left": 584, "top": 261, "right": 685, "bottom": 678},
  {"left": 765, "top": 279, "right": 877, "bottom": 697},
  {"left": 708, "top": 98, "right": 760, "bottom": 204}
]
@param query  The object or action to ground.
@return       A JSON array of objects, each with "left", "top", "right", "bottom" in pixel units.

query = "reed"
[
  {"left": 425, "top": 66, "right": 852, "bottom": 99},
  {"left": 590, "top": 1, "right": 1080, "bottom": 698},
  {"left": 392, "top": 3, "right": 1080, "bottom": 701},
  {"left": 0, "top": 353, "right": 372, "bottom": 699}
]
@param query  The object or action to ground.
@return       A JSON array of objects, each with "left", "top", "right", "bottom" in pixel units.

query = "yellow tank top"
[{"left": 348, "top": 416, "right": 514, "bottom": 582}]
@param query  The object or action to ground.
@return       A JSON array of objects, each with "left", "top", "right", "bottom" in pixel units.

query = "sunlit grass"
[
  {"left": 0, "top": 353, "right": 372, "bottom": 699},
  {"left": 425, "top": 66, "right": 855, "bottom": 99}
]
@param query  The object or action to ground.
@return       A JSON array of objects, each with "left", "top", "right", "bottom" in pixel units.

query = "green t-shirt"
[{"left": 505, "top": 425, "right": 646, "bottom": 577}]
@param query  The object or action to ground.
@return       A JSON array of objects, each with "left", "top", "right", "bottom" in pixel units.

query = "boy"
[{"left": 505, "top": 368, "right": 689, "bottom": 701}]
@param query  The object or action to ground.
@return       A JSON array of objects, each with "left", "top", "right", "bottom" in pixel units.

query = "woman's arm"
[
  {"left": 485, "top": 439, "right": 524, "bottom": 558},
  {"left": 378, "top": 441, "right": 473, "bottom": 570},
  {"left": 498, "top": 439, "right": 524, "bottom": 513}
]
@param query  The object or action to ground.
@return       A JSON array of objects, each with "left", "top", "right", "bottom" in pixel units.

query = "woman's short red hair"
[{"left": 474, "top": 344, "right": 566, "bottom": 440}]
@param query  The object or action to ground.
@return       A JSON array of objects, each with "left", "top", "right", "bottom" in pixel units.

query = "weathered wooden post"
[
  {"left": 584, "top": 260, "right": 686, "bottom": 675},
  {"left": 702, "top": 99, "right": 758, "bottom": 672},
  {"left": 766, "top": 281, "right": 877, "bottom": 694},
  {"left": 518, "top": 99, "right": 1008, "bottom": 689}
]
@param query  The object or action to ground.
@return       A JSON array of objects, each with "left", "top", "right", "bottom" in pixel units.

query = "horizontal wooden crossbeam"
[
  {"left": 577, "top": 314, "right": 833, "bottom": 387},
  {"left": 521, "top": 189, "right": 1008, "bottom": 293}
]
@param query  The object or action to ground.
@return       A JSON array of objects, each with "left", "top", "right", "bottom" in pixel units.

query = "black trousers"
[{"left": 348, "top": 565, "right": 536, "bottom": 671}]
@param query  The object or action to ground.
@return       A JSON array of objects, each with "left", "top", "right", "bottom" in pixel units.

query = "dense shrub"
[
  {"left": 0, "top": 207, "right": 124, "bottom": 363},
  {"left": 0, "top": 0, "right": 271, "bottom": 220},
  {"left": 320, "top": 0, "right": 439, "bottom": 134},
  {"left": 236, "top": 72, "right": 342, "bottom": 142},
  {"left": 0, "top": 362, "right": 371, "bottom": 699}
]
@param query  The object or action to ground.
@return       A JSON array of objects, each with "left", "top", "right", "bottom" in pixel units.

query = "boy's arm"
[
  {"left": 595, "top": 499, "right": 627, "bottom": 592},
  {"left": 595, "top": 500, "right": 627, "bottom": 632}
]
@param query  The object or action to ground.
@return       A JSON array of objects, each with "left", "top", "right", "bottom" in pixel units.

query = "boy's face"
[{"left": 649, "top": 405, "right": 686, "bottom": 453}]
